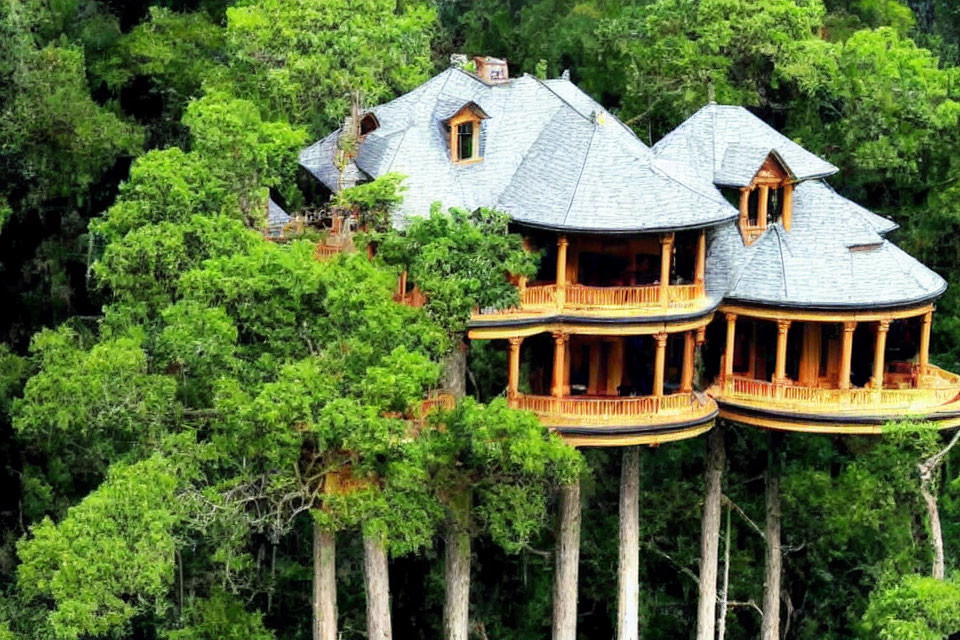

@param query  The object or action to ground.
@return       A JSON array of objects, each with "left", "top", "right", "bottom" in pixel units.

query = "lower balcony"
[
  {"left": 508, "top": 392, "right": 718, "bottom": 447},
  {"left": 709, "top": 365, "right": 960, "bottom": 433}
]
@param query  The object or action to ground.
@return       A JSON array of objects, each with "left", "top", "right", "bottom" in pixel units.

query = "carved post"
[
  {"left": 724, "top": 314, "right": 737, "bottom": 388},
  {"left": 774, "top": 320, "right": 791, "bottom": 384},
  {"left": 920, "top": 311, "right": 933, "bottom": 380},
  {"left": 660, "top": 233, "right": 674, "bottom": 308},
  {"left": 551, "top": 332, "right": 569, "bottom": 399},
  {"left": 695, "top": 229, "right": 706, "bottom": 286},
  {"left": 696, "top": 326, "right": 706, "bottom": 346},
  {"left": 782, "top": 183, "right": 794, "bottom": 231},
  {"left": 556, "top": 236, "right": 569, "bottom": 309},
  {"left": 873, "top": 320, "right": 890, "bottom": 389},
  {"left": 758, "top": 185, "right": 769, "bottom": 229},
  {"left": 839, "top": 321, "right": 857, "bottom": 391},
  {"left": 508, "top": 337, "right": 523, "bottom": 397},
  {"left": 682, "top": 331, "right": 696, "bottom": 393},
  {"left": 654, "top": 332, "right": 668, "bottom": 397}
]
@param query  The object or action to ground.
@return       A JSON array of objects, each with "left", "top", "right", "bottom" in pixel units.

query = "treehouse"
[{"left": 300, "top": 61, "right": 960, "bottom": 443}]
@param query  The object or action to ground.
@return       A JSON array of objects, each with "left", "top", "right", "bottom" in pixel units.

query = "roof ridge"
[
  {"left": 561, "top": 123, "right": 601, "bottom": 226},
  {"left": 650, "top": 159, "right": 732, "bottom": 211},
  {"left": 527, "top": 73, "right": 597, "bottom": 125}
]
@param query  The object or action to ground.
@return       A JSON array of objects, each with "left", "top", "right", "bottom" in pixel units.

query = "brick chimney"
[{"left": 473, "top": 56, "right": 509, "bottom": 84}]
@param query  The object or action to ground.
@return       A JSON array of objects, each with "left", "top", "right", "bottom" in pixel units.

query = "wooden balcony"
[
  {"left": 709, "top": 365, "right": 960, "bottom": 433},
  {"left": 507, "top": 391, "right": 718, "bottom": 446},
  {"left": 472, "top": 282, "right": 710, "bottom": 323}
]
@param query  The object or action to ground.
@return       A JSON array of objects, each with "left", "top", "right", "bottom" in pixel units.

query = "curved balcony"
[
  {"left": 709, "top": 365, "right": 960, "bottom": 433},
  {"left": 508, "top": 391, "right": 718, "bottom": 446}
]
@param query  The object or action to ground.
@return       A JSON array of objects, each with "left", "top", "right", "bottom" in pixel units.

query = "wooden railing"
[
  {"left": 722, "top": 369, "right": 960, "bottom": 413},
  {"left": 508, "top": 392, "right": 710, "bottom": 425},
  {"left": 315, "top": 243, "right": 345, "bottom": 260},
  {"left": 474, "top": 282, "right": 706, "bottom": 317}
]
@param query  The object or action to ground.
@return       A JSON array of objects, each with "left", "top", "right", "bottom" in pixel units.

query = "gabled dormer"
[
  {"left": 733, "top": 152, "right": 795, "bottom": 245},
  {"left": 444, "top": 101, "right": 489, "bottom": 165}
]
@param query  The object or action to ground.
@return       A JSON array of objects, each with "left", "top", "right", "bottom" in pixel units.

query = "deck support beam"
[
  {"left": 551, "top": 332, "right": 568, "bottom": 399},
  {"left": 873, "top": 320, "right": 890, "bottom": 389},
  {"left": 616, "top": 447, "right": 641, "bottom": 640},
  {"left": 920, "top": 311, "right": 933, "bottom": 381},
  {"left": 654, "top": 332, "right": 668, "bottom": 397},
  {"left": 508, "top": 337, "right": 523, "bottom": 397},
  {"left": 556, "top": 235, "right": 569, "bottom": 309},
  {"left": 774, "top": 320, "right": 791, "bottom": 384},
  {"left": 660, "top": 233, "right": 674, "bottom": 308},
  {"left": 553, "top": 480, "right": 582, "bottom": 640},
  {"left": 682, "top": 331, "right": 696, "bottom": 393},
  {"left": 839, "top": 321, "right": 856, "bottom": 390}
]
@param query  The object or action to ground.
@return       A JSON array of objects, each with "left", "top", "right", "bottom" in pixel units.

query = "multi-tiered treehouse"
[{"left": 299, "top": 57, "right": 960, "bottom": 640}]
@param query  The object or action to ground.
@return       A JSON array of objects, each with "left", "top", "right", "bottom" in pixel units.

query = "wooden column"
[
  {"left": 507, "top": 337, "right": 522, "bottom": 397},
  {"left": 920, "top": 311, "right": 933, "bottom": 379},
  {"left": 724, "top": 313, "right": 737, "bottom": 384},
  {"left": 587, "top": 341, "right": 602, "bottom": 395},
  {"left": 798, "top": 323, "right": 822, "bottom": 386},
  {"left": 398, "top": 270, "right": 407, "bottom": 297},
  {"left": 606, "top": 339, "right": 625, "bottom": 396},
  {"left": 696, "top": 326, "right": 706, "bottom": 346},
  {"left": 758, "top": 185, "right": 769, "bottom": 229},
  {"left": 556, "top": 235, "right": 569, "bottom": 309},
  {"left": 695, "top": 229, "right": 706, "bottom": 286},
  {"left": 659, "top": 233, "right": 674, "bottom": 308},
  {"left": 681, "top": 331, "right": 695, "bottom": 393},
  {"left": 738, "top": 189, "right": 749, "bottom": 224},
  {"left": 653, "top": 332, "right": 668, "bottom": 397},
  {"left": 872, "top": 320, "right": 890, "bottom": 389},
  {"left": 551, "top": 332, "right": 568, "bottom": 398},
  {"left": 839, "top": 321, "right": 857, "bottom": 391},
  {"left": 782, "top": 183, "right": 794, "bottom": 231},
  {"left": 774, "top": 320, "right": 791, "bottom": 383}
]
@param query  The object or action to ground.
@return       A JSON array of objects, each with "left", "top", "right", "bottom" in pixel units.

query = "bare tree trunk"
[
  {"left": 443, "top": 341, "right": 467, "bottom": 399},
  {"left": 312, "top": 523, "right": 337, "bottom": 640},
  {"left": 363, "top": 533, "right": 392, "bottom": 640},
  {"left": 553, "top": 480, "right": 582, "bottom": 640},
  {"left": 761, "top": 435, "right": 781, "bottom": 640},
  {"left": 696, "top": 427, "right": 726, "bottom": 640},
  {"left": 717, "top": 503, "right": 732, "bottom": 640},
  {"left": 443, "top": 498, "right": 472, "bottom": 640},
  {"left": 616, "top": 447, "right": 641, "bottom": 640},
  {"left": 918, "top": 428, "right": 960, "bottom": 580}
]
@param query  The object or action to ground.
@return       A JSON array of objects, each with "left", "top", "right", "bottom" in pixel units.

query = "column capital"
[
  {"left": 922, "top": 310, "right": 933, "bottom": 325},
  {"left": 508, "top": 336, "right": 523, "bottom": 348},
  {"left": 843, "top": 320, "right": 857, "bottom": 333},
  {"left": 660, "top": 232, "right": 675, "bottom": 246},
  {"left": 696, "top": 326, "right": 706, "bottom": 345},
  {"left": 557, "top": 235, "right": 569, "bottom": 248},
  {"left": 876, "top": 319, "right": 891, "bottom": 333},
  {"left": 655, "top": 331, "right": 669, "bottom": 347},
  {"left": 725, "top": 312, "right": 738, "bottom": 323},
  {"left": 551, "top": 330, "right": 569, "bottom": 344},
  {"left": 777, "top": 319, "right": 792, "bottom": 334}
]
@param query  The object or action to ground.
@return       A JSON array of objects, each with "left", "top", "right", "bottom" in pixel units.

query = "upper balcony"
[{"left": 470, "top": 229, "right": 715, "bottom": 328}]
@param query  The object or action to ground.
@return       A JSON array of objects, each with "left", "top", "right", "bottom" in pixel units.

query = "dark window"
[
  {"left": 457, "top": 122, "right": 474, "bottom": 160},
  {"left": 747, "top": 189, "right": 759, "bottom": 225},
  {"left": 359, "top": 113, "right": 379, "bottom": 136},
  {"left": 768, "top": 187, "right": 783, "bottom": 222}
]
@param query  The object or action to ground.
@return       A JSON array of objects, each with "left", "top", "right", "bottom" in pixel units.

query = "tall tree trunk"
[
  {"left": 553, "top": 480, "right": 582, "bottom": 640},
  {"left": 616, "top": 447, "right": 641, "bottom": 640},
  {"left": 717, "top": 503, "right": 732, "bottom": 640},
  {"left": 363, "top": 533, "right": 392, "bottom": 640},
  {"left": 312, "top": 523, "right": 337, "bottom": 640},
  {"left": 696, "top": 426, "right": 726, "bottom": 640},
  {"left": 443, "top": 341, "right": 467, "bottom": 399},
  {"left": 443, "top": 496, "right": 472, "bottom": 640},
  {"left": 918, "top": 428, "right": 960, "bottom": 580},
  {"left": 761, "top": 435, "right": 781, "bottom": 640}
]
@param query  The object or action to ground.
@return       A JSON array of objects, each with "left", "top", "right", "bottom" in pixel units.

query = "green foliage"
[
  {"left": 334, "top": 172, "right": 407, "bottom": 232},
  {"left": 862, "top": 574, "right": 960, "bottom": 639},
  {"left": 17, "top": 455, "right": 185, "bottom": 639},
  {"left": 220, "top": 0, "right": 438, "bottom": 133},
  {"left": 164, "top": 591, "right": 274, "bottom": 640}
]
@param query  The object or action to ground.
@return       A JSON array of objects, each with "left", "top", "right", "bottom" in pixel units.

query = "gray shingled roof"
[
  {"left": 300, "top": 68, "right": 738, "bottom": 232},
  {"left": 266, "top": 198, "right": 291, "bottom": 237},
  {"left": 706, "top": 181, "right": 944, "bottom": 309},
  {"left": 654, "top": 104, "right": 839, "bottom": 187}
]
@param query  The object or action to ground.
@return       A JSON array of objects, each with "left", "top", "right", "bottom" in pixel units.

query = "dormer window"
[
  {"left": 359, "top": 112, "right": 379, "bottom": 136},
  {"left": 736, "top": 153, "right": 795, "bottom": 245},
  {"left": 444, "top": 101, "right": 489, "bottom": 165}
]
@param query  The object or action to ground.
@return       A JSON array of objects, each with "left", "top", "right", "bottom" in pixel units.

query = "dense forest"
[{"left": 2, "top": 0, "right": 960, "bottom": 638}]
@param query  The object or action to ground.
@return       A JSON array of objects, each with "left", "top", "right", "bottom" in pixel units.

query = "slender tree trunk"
[
  {"left": 696, "top": 426, "right": 725, "bottom": 640},
  {"left": 443, "top": 341, "right": 468, "bottom": 399},
  {"left": 761, "top": 435, "right": 781, "bottom": 640},
  {"left": 443, "top": 496, "right": 472, "bottom": 640},
  {"left": 363, "top": 533, "right": 392, "bottom": 640},
  {"left": 553, "top": 480, "right": 582, "bottom": 640},
  {"left": 717, "top": 503, "right": 732, "bottom": 640},
  {"left": 616, "top": 447, "right": 641, "bottom": 640},
  {"left": 312, "top": 523, "right": 337, "bottom": 640},
  {"left": 918, "top": 428, "right": 960, "bottom": 580}
]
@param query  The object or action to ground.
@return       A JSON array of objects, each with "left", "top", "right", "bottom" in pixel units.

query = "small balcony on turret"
[
  {"left": 706, "top": 308, "right": 960, "bottom": 433},
  {"left": 470, "top": 229, "right": 714, "bottom": 326}
]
